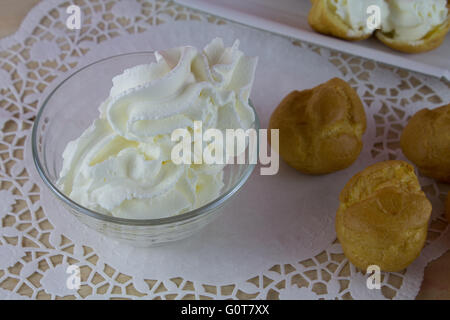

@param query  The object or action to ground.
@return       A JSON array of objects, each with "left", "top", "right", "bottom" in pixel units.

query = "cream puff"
[
  {"left": 375, "top": 0, "right": 450, "bottom": 53},
  {"left": 308, "top": 0, "right": 389, "bottom": 41},
  {"left": 336, "top": 160, "right": 432, "bottom": 272},
  {"left": 268, "top": 78, "right": 366, "bottom": 175},
  {"left": 401, "top": 104, "right": 450, "bottom": 183}
]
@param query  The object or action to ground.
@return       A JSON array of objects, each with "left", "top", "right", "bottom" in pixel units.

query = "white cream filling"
[
  {"left": 382, "top": 0, "right": 448, "bottom": 42},
  {"left": 331, "top": 0, "right": 390, "bottom": 35},
  {"left": 331, "top": 0, "right": 448, "bottom": 41}
]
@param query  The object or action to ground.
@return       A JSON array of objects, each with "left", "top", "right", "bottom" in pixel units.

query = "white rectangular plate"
[{"left": 176, "top": 0, "right": 450, "bottom": 81}]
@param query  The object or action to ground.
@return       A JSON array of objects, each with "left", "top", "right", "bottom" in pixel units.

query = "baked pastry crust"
[
  {"left": 268, "top": 77, "right": 366, "bottom": 175},
  {"left": 308, "top": 0, "right": 373, "bottom": 41},
  {"left": 400, "top": 104, "right": 450, "bottom": 183},
  {"left": 375, "top": 16, "right": 450, "bottom": 53},
  {"left": 336, "top": 160, "right": 432, "bottom": 272}
]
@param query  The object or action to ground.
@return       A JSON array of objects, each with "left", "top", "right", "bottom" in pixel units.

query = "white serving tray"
[{"left": 176, "top": 0, "right": 450, "bottom": 81}]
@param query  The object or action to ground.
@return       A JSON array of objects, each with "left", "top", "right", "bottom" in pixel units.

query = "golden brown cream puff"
[
  {"left": 336, "top": 160, "right": 432, "bottom": 272},
  {"left": 400, "top": 104, "right": 450, "bottom": 183},
  {"left": 269, "top": 78, "right": 366, "bottom": 175}
]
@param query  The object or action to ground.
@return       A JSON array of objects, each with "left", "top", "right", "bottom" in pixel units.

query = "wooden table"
[{"left": 0, "top": 0, "right": 449, "bottom": 300}]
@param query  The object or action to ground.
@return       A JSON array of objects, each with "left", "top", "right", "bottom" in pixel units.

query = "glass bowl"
[{"left": 32, "top": 52, "right": 259, "bottom": 247}]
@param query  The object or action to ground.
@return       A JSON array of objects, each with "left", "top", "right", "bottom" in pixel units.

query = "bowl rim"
[{"left": 31, "top": 52, "right": 259, "bottom": 226}]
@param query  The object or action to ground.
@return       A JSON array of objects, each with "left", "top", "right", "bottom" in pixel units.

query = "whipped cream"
[
  {"left": 332, "top": 0, "right": 389, "bottom": 35},
  {"left": 382, "top": 0, "right": 448, "bottom": 41},
  {"left": 58, "top": 38, "right": 258, "bottom": 219}
]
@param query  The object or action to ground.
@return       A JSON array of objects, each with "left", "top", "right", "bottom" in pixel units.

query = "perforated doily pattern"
[{"left": 0, "top": 0, "right": 449, "bottom": 300}]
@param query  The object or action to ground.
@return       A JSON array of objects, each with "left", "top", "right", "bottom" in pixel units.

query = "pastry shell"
[
  {"left": 336, "top": 160, "right": 431, "bottom": 272},
  {"left": 269, "top": 78, "right": 366, "bottom": 175},
  {"left": 400, "top": 104, "right": 450, "bottom": 183},
  {"left": 308, "top": 0, "right": 373, "bottom": 41}
]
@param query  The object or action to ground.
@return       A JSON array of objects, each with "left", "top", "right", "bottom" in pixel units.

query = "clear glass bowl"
[{"left": 32, "top": 52, "right": 259, "bottom": 246}]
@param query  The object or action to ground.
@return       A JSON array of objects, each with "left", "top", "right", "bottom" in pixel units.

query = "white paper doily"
[{"left": 0, "top": 0, "right": 449, "bottom": 300}]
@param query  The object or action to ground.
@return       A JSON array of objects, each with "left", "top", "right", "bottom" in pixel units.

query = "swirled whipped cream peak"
[{"left": 58, "top": 38, "right": 258, "bottom": 219}]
